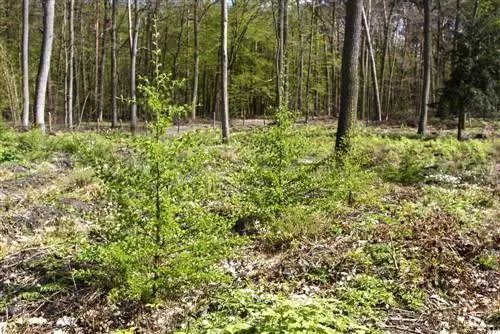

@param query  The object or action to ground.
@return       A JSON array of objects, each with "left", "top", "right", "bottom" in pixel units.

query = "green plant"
[
  {"left": 75, "top": 23, "right": 233, "bottom": 303},
  {"left": 178, "top": 289, "right": 377, "bottom": 333}
]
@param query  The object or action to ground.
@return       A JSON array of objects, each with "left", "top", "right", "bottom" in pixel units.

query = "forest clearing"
[
  {"left": 0, "top": 119, "right": 499, "bottom": 333},
  {"left": 1, "top": 0, "right": 499, "bottom": 332}
]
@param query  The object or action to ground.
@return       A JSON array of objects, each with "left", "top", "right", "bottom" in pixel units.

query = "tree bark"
[
  {"left": 305, "top": 0, "right": 317, "bottom": 123},
  {"left": 34, "top": 0, "right": 56, "bottom": 133},
  {"left": 335, "top": 0, "right": 363, "bottom": 152},
  {"left": 68, "top": 0, "right": 75, "bottom": 129},
  {"left": 361, "top": 7, "right": 382, "bottom": 121},
  {"left": 21, "top": 0, "right": 30, "bottom": 130},
  {"left": 275, "top": 0, "right": 287, "bottom": 109},
  {"left": 417, "top": 0, "right": 431, "bottom": 135},
  {"left": 221, "top": 0, "right": 230, "bottom": 142},
  {"left": 191, "top": 0, "right": 200, "bottom": 122},
  {"left": 111, "top": 0, "right": 118, "bottom": 128},
  {"left": 295, "top": 0, "right": 304, "bottom": 114},
  {"left": 98, "top": 1, "right": 108, "bottom": 122},
  {"left": 129, "top": 0, "right": 140, "bottom": 134}
]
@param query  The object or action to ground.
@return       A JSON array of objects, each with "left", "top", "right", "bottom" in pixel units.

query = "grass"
[{"left": 0, "top": 122, "right": 498, "bottom": 333}]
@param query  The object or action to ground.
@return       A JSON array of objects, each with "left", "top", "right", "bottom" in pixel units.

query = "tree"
[
  {"left": 439, "top": 6, "right": 500, "bottom": 139},
  {"left": 335, "top": 0, "right": 363, "bottom": 152},
  {"left": 361, "top": 6, "right": 382, "bottom": 121},
  {"left": 192, "top": 0, "right": 200, "bottom": 122},
  {"left": 276, "top": 0, "right": 288, "bottom": 109},
  {"left": 34, "top": 0, "right": 56, "bottom": 133},
  {"left": 68, "top": 0, "right": 75, "bottom": 129},
  {"left": 21, "top": 0, "right": 30, "bottom": 130},
  {"left": 221, "top": 0, "right": 230, "bottom": 142},
  {"left": 128, "top": 0, "right": 140, "bottom": 134},
  {"left": 111, "top": 0, "right": 118, "bottom": 128},
  {"left": 417, "top": 0, "right": 431, "bottom": 135}
]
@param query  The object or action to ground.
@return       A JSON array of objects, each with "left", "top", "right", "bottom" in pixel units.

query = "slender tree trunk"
[
  {"left": 129, "top": 0, "right": 140, "bottom": 134},
  {"left": 361, "top": 7, "right": 382, "bottom": 121},
  {"left": 295, "top": 0, "right": 303, "bottom": 114},
  {"left": 305, "top": 0, "right": 316, "bottom": 123},
  {"left": 68, "top": 0, "right": 75, "bottom": 129},
  {"left": 379, "top": 0, "right": 395, "bottom": 119},
  {"left": 21, "top": 0, "right": 30, "bottom": 130},
  {"left": 191, "top": 0, "right": 200, "bottom": 122},
  {"left": 275, "top": 0, "right": 286, "bottom": 109},
  {"left": 98, "top": 1, "right": 108, "bottom": 122},
  {"left": 417, "top": 0, "right": 431, "bottom": 134},
  {"left": 335, "top": 0, "right": 363, "bottom": 152},
  {"left": 221, "top": 0, "right": 230, "bottom": 142},
  {"left": 94, "top": 0, "right": 100, "bottom": 119},
  {"left": 111, "top": 0, "right": 118, "bottom": 127},
  {"left": 324, "top": 41, "right": 331, "bottom": 117},
  {"left": 34, "top": 0, "right": 56, "bottom": 133}
]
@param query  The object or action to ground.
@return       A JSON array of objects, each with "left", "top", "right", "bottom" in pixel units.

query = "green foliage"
[
  {"left": 75, "top": 28, "right": 233, "bottom": 303},
  {"left": 360, "top": 134, "right": 496, "bottom": 185},
  {"left": 178, "top": 289, "right": 378, "bottom": 333},
  {"left": 439, "top": 7, "right": 500, "bottom": 119},
  {"left": 238, "top": 107, "right": 307, "bottom": 218},
  {"left": 475, "top": 250, "right": 499, "bottom": 270}
]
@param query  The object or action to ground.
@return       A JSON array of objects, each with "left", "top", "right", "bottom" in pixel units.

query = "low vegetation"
[{"left": 0, "top": 119, "right": 499, "bottom": 333}]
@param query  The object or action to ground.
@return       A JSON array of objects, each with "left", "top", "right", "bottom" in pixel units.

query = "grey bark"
[
  {"left": 361, "top": 7, "right": 382, "bottom": 121},
  {"left": 34, "top": 0, "right": 56, "bottom": 133},
  {"left": 417, "top": 0, "right": 431, "bottom": 134},
  {"left": 221, "top": 0, "right": 230, "bottom": 142},
  {"left": 191, "top": 0, "right": 200, "bottom": 122},
  {"left": 305, "top": 0, "right": 316, "bottom": 123},
  {"left": 335, "top": 0, "right": 363, "bottom": 152},
  {"left": 68, "top": 0, "right": 75, "bottom": 129},
  {"left": 22, "top": 0, "right": 30, "bottom": 130},
  {"left": 111, "top": 0, "right": 118, "bottom": 128},
  {"left": 98, "top": 1, "right": 108, "bottom": 122},
  {"left": 128, "top": 0, "right": 140, "bottom": 134},
  {"left": 295, "top": 0, "right": 303, "bottom": 114},
  {"left": 276, "top": 0, "right": 286, "bottom": 109}
]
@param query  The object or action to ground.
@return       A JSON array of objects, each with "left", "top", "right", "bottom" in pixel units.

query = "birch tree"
[{"left": 34, "top": 0, "right": 56, "bottom": 133}]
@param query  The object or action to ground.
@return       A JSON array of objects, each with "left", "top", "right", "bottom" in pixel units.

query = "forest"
[{"left": 0, "top": 0, "right": 499, "bottom": 333}]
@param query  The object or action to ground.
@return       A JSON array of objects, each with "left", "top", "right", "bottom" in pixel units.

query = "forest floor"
[{"left": 0, "top": 120, "right": 499, "bottom": 334}]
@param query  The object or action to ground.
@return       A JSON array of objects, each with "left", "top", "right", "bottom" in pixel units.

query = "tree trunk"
[
  {"left": 111, "top": 0, "right": 118, "bottom": 128},
  {"left": 361, "top": 7, "right": 382, "bottom": 121},
  {"left": 191, "top": 0, "right": 200, "bottom": 122},
  {"left": 305, "top": 0, "right": 317, "bottom": 123},
  {"left": 379, "top": 0, "right": 395, "bottom": 119},
  {"left": 295, "top": 0, "right": 303, "bottom": 114},
  {"left": 68, "top": 0, "right": 75, "bottom": 129},
  {"left": 221, "top": 0, "right": 230, "bottom": 142},
  {"left": 275, "top": 0, "right": 286, "bottom": 109},
  {"left": 98, "top": 1, "right": 108, "bottom": 123},
  {"left": 94, "top": 0, "right": 100, "bottom": 120},
  {"left": 34, "top": 0, "right": 56, "bottom": 133},
  {"left": 21, "top": 0, "right": 30, "bottom": 130},
  {"left": 129, "top": 0, "right": 140, "bottom": 134},
  {"left": 417, "top": 0, "right": 431, "bottom": 135},
  {"left": 335, "top": 0, "right": 363, "bottom": 152}
]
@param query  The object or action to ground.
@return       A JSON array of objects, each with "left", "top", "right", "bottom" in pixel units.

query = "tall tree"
[
  {"left": 276, "top": 0, "right": 287, "bottom": 109},
  {"left": 335, "top": 0, "right": 363, "bottom": 152},
  {"left": 98, "top": 1, "right": 109, "bottom": 123},
  {"left": 191, "top": 0, "right": 200, "bottom": 122},
  {"left": 361, "top": 6, "right": 382, "bottom": 121},
  {"left": 21, "top": 0, "right": 30, "bottom": 130},
  {"left": 111, "top": 0, "right": 118, "bottom": 128},
  {"left": 221, "top": 0, "right": 230, "bottom": 142},
  {"left": 34, "top": 0, "right": 56, "bottom": 133},
  {"left": 68, "top": 0, "right": 75, "bottom": 129},
  {"left": 417, "top": 0, "right": 431, "bottom": 134},
  {"left": 128, "top": 0, "right": 140, "bottom": 134}
]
